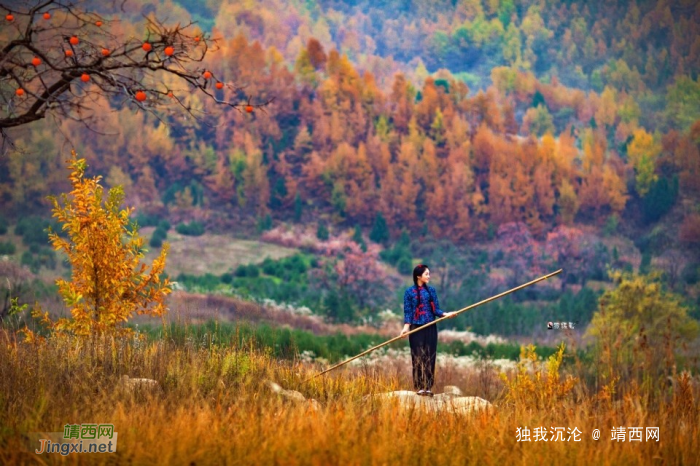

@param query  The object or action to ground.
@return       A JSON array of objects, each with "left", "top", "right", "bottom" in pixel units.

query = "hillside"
[{"left": 1, "top": 0, "right": 699, "bottom": 340}]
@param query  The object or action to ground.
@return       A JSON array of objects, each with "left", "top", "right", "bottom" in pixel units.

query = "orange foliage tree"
[{"left": 29, "top": 152, "right": 170, "bottom": 339}]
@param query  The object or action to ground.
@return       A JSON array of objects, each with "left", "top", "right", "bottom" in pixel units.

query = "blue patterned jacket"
[{"left": 403, "top": 285, "right": 445, "bottom": 325}]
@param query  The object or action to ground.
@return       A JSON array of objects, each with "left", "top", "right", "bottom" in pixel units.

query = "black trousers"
[{"left": 408, "top": 323, "right": 438, "bottom": 391}]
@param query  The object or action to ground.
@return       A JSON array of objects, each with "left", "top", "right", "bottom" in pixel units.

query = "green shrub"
[
  {"left": 682, "top": 263, "right": 699, "bottom": 285},
  {"left": 257, "top": 214, "right": 273, "bottom": 232},
  {"left": 154, "top": 227, "right": 168, "bottom": 240},
  {"left": 0, "top": 241, "right": 16, "bottom": 255},
  {"left": 397, "top": 256, "right": 413, "bottom": 275},
  {"left": 176, "top": 221, "right": 205, "bottom": 236},
  {"left": 37, "top": 248, "right": 56, "bottom": 270},
  {"left": 149, "top": 227, "right": 168, "bottom": 248},
  {"left": 150, "top": 235, "right": 163, "bottom": 248},
  {"left": 285, "top": 255, "right": 308, "bottom": 275},
  {"left": 316, "top": 223, "right": 329, "bottom": 241},
  {"left": 261, "top": 258, "right": 279, "bottom": 276},
  {"left": 15, "top": 216, "right": 60, "bottom": 245},
  {"left": 603, "top": 215, "right": 619, "bottom": 236},
  {"left": 176, "top": 273, "right": 220, "bottom": 291},
  {"left": 235, "top": 264, "right": 261, "bottom": 278},
  {"left": 136, "top": 321, "right": 561, "bottom": 364},
  {"left": 20, "top": 246, "right": 57, "bottom": 273},
  {"left": 135, "top": 212, "right": 161, "bottom": 228},
  {"left": 21, "top": 251, "right": 34, "bottom": 268},
  {"left": 0, "top": 214, "right": 7, "bottom": 235},
  {"left": 380, "top": 230, "right": 412, "bottom": 270}
]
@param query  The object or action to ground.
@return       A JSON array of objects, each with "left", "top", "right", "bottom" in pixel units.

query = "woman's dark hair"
[
  {"left": 413, "top": 264, "right": 429, "bottom": 287},
  {"left": 412, "top": 264, "right": 432, "bottom": 310}
]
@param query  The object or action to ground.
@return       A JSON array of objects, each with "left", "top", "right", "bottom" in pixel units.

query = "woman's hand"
[
  {"left": 400, "top": 324, "right": 410, "bottom": 338},
  {"left": 443, "top": 312, "right": 458, "bottom": 319}
]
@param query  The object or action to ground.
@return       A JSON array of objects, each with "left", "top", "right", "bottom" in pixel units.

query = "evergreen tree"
[
  {"left": 294, "top": 193, "right": 303, "bottom": 223},
  {"left": 370, "top": 212, "right": 390, "bottom": 244},
  {"left": 257, "top": 214, "right": 273, "bottom": 232},
  {"left": 324, "top": 290, "right": 355, "bottom": 323},
  {"left": 317, "top": 223, "right": 329, "bottom": 241},
  {"left": 353, "top": 225, "right": 367, "bottom": 252},
  {"left": 531, "top": 90, "right": 546, "bottom": 108},
  {"left": 643, "top": 175, "right": 679, "bottom": 224}
]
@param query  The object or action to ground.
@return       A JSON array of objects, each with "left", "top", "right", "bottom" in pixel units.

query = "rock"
[
  {"left": 266, "top": 380, "right": 321, "bottom": 411},
  {"left": 265, "top": 381, "right": 492, "bottom": 415},
  {"left": 442, "top": 385, "right": 463, "bottom": 396},
  {"left": 366, "top": 390, "right": 493, "bottom": 415},
  {"left": 266, "top": 380, "right": 306, "bottom": 402},
  {"left": 119, "top": 375, "right": 160, "bottom": 393}
]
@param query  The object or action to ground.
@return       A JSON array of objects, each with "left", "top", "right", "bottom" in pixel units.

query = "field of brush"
[{"left": 1, "top": 326, "right": 698, "bottom": 466}]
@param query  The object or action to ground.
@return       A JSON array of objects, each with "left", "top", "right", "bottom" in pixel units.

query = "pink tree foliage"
[
  {"left": 545, "top": 225, "right": 607, "bottom": 289},
  {"left": 495, "top": 222, "right": 543, "bottom": 287},
  {"left": 331, "top": 242, "right": 394, "bottom": 310}
]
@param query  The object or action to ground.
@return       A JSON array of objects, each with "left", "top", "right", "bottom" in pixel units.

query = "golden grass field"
[{"left": 1, "top": 327, "right": 698, "bottom": 466}]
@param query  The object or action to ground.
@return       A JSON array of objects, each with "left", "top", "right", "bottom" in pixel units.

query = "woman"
[{"left": 400, "top": 264, "right": 457, "bottom": 397}]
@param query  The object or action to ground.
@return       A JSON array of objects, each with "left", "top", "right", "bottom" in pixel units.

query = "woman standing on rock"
[{"left": 400, "top": 264, "right": 457, "bottom": 397}]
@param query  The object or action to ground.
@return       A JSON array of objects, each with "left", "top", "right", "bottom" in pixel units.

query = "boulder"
[
  {"left": 119, "top": 375, "right": 161, "bottom": 394},
  {"left": 266, "top": 380, "right": 321, "bottom": 411},
  {"left": 365, "top": 390, "right": 493, "bottom": 415},
  {"left": 265, "top": 380, "right": 492, "bottom": 415}
]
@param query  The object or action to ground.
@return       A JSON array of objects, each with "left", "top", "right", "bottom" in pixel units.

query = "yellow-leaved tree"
[
  {"left": 627, "top": 128, "right": 662, "bottom": 197},
  {"left": 28, "top": 152, "right": 171, "bottom": 339},
  {"left": 500, "top": 344, "right": 578, "bottom": 411},
  {"left": 587, "top": 271, "right": 699, "bottom": 397}
]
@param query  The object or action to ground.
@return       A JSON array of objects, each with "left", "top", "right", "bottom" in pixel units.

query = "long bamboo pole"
[{"left": 308, "top": 269, "right": 562, "bottom": 380}]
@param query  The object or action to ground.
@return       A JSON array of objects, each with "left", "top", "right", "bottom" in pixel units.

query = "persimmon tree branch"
[{"left": 0, "top": 0, "right": 272, "bottom": 133}]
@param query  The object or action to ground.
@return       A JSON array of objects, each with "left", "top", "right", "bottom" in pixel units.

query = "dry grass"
[
  {"left": 140, "top": 229, "right": 299, "bottom": 276},
  {"left": 0, "top": 328, "right": 698, "bottom": 466},
  {"left": 1, "top": 228, "right": 299, "bottom": 280},
  {"left": 155, "top": 292, "right": 392, "bottom": 337}
]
